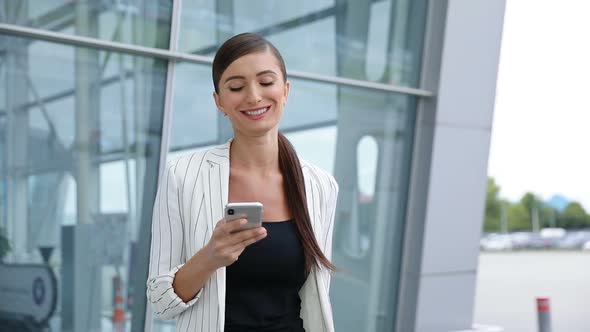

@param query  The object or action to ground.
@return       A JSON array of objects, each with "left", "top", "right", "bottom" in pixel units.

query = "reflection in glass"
[
  {"left": 0, "top": 34, "right": 167, "bottom": 331},
  {"left": 177, "top": 0, "right": 427, "bottom": 85},
  {"left": 366, "top": 0, "right": 391, "bottom": 81},
  {"left": 169, "top": 62, "right": 218, "bottom": 150},
  {"left": 331, "top": 88, "right": 417, "bottom": 332},
  {"left": 1, "top": 0, "right": 172, "bottom": 49},
  {"left": 177, "top": 0, "right": 217, "bottom": 53},
  {"left": 357, "top": 135, "right": 378, "bottom": 197},
  {"left": 338, "top": 135, "right": 379, "bottom": 258}
]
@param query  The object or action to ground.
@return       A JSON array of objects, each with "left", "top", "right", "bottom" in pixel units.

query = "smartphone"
[{"left": 224, "top": 202, "right": 263, "bottom": 232}]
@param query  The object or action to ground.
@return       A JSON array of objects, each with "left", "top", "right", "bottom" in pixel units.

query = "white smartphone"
[{"left": 224, "top": 202, "right": 263, "bottom": 232}]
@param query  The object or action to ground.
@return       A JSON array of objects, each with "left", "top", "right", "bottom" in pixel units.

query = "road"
[{"left": 474, "top": 251, "right": 590, "bottom": 332}]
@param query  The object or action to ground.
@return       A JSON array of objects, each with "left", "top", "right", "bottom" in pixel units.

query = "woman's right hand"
[
  {"left": 203, "top": 218, "right": 267, "bottom": 269},
  {"left": 172, "top": 218, "right": 266, "bottom": 302}
]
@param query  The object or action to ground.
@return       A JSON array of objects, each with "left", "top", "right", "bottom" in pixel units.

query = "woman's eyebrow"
[
  {"left": 224, "top": 70, "right": 277, "bottom": 83},
  {"left": 256, "top": 70, "right": 277, "bottom": 77},
  {"left": 224, "top": 75, "right": 245, "bottom": 83}
]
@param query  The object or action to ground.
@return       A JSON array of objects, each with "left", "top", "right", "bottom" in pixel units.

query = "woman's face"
[{"left": 214, "top": 50, "right": 290, "bottom": 137}]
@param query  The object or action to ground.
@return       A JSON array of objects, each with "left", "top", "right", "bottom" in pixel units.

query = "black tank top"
[{"left": 225, "top": 220, "right": 307, "bottom": 332}]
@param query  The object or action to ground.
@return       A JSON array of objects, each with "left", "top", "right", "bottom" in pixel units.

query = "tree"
[
  {"left": 481, "top": 179, "right": 590, "bottom": 231},
  {"left": 539, "top": 205, "right": 558, "bottom": 228},
  {"left": 520, "top": 192, "right": 538, "bottom": 214},
  {"left": 519, "top": 192, "right": 559, "bottom": 228},
  {"left": 483, "top": 177, "right": 502, "bottom": 232},
  {"left": 557, "top": 202, "right": 590, "bottom": 229},
  {"left": 507, "top": 203, "right": 530, "bottom": 231}
]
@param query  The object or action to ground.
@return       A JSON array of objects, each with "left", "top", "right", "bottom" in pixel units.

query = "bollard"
[
  {"left": 536, "top": 297, "right": 552, "bottom": 332},
  {"left": 113, "top": 278, "right": 126, "bottom": 332}
]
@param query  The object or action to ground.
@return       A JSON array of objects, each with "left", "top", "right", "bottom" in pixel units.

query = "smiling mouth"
[{"left": 240, "top": 105, "right": 270, "bottom": 117}]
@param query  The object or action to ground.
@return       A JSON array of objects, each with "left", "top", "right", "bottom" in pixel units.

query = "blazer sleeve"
[
  {"left": 146, "top": 160, "right": 202, "bottom": 320},
  {"left": 322, "top": 174, "right": 339, "bottom": 262}
]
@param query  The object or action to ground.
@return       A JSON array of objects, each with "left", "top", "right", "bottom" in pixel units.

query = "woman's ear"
[
  {"left": 284, "top": 80, "right": 291, "bottom": 104},
  {"left": 213, "top": 91, "right": 225, "bottom": 116}
]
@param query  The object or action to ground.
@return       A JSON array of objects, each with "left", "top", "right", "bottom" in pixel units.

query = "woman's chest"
[{"left": 228, "top": 172, "right": 291, "bottom": 221}]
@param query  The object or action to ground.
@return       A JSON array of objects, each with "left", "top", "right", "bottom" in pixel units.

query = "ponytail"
[{"left": 277, "top": 132, "right": 336, "bottom": 273}]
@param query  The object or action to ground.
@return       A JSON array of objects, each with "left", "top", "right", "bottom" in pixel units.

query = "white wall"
[{"left": 397, "top": 1, "right": 506, "bottom": 331}]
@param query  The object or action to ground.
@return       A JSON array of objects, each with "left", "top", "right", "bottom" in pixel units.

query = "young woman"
[{"left": 147, "top": 33, "right": 339, "bottom": 332}]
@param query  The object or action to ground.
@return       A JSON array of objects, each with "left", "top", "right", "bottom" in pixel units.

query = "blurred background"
[
  {"left": 476, "top": 1, "right": 590, "bottom": 332},
  {"left": 0, "top": 1, "right": 585, "bottom": 332}
]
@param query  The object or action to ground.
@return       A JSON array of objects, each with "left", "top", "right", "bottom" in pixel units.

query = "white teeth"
[{"left": 245, "top": 107, "right": 269, "bottom": 116}]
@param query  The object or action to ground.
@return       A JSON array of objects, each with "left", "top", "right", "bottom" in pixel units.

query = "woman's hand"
[
  {"left": 203, "top": 218, "right": 267, "bottom": 269},
  {"left": 171, "top": 218, "right": 265, "bottom": 302}
]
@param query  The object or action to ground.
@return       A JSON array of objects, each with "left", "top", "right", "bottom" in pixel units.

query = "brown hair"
[{"left": 213, "top": 33, "right": 335, "bottom": 273}]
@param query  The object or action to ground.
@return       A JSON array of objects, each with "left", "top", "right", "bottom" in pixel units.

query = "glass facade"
[
  {"left": 178, "top": 0, "right": 427, "bottom": 84},
  {"left": 0, "top": 1, "right": 429, "bottom": 331},
  {"left": 9, "top": 1, "right": 172, "bottom": 48}
]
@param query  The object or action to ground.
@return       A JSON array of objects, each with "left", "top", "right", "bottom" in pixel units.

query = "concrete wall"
[{"left": 397, "top": 1, "right": 506, "bottom": 331}]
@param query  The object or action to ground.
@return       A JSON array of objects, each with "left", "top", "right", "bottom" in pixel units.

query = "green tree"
[
  {"left": 483, "top": 177, "right": 501, "bottom": 232},
  {"left": 520, "top": 192, "right": 538, "bottom": 214},
  {"left": 507, "top": 202, "right": 530, "bottom": 231},
  {"left": 557, "top": 202, "right": 590, "bottom": 229},
  {"left": 539, "top": 205, "right": 558, "bottom": 228},
  {"left": 520, "top": 192, "right": 561, "bottom": 228}
]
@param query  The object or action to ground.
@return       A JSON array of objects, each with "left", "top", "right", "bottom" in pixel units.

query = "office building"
[{"left": 0, "top": 1, "right": 504, "bottom": 331}]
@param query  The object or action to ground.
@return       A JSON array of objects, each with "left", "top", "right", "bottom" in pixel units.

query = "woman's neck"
[{"left": 230, "top": 132, "right": 280, "bottom": 177}]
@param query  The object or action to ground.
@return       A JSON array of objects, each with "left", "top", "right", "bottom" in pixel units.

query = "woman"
[{"left": 147, "top": 33, "right": 339, "bottom": 332}]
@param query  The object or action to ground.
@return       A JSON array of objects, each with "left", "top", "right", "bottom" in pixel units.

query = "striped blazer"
[{"left": 146, "top": 139, "right": 339, "bottom": 332}]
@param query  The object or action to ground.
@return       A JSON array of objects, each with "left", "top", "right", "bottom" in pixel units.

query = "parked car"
[
  {"left": 527, "top": 233, "right": 555, "bottom": 249},
  {"left": 526, "top": 228, "right": 566, "bottom": 249},
  {"left": 509, "top": 232, "right": 534, "bottom": 250},
  {"left": 540, "top": 227, "right": 566, "bottom": 239},
  {"left": 480, "top": 233, "right": 513, "bottom": 251},
  {"left": 556, "top": 231, "right": 590, "bottom": 249}
]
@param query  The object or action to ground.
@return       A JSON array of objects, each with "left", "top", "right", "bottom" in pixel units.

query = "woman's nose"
[{"left": 245, "top": 86, "right": 262, "bottom": 104}]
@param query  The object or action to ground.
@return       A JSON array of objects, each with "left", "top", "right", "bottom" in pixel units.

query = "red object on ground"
[
  {"left": 536, "top": 298, "right": 550, "bottom": 312},
  {"left": 113, "top": 285, "right": 125, "bottom": 325}
]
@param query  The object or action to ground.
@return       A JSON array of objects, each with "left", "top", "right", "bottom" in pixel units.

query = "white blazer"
[{"left": 146, "top": 139, "right": 339, "bottom": 332}]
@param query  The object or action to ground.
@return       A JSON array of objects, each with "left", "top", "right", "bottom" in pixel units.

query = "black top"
[{"left": 225, "top": 220, "right": 307, "bottom": 332}]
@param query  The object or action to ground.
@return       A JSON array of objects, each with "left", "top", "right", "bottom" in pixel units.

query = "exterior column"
[
  {"left": 74, "top": 1, "right": 100, "bottom": 225},
  {"left": 4, "top": 0, "right": 29, "bottom": 262}
]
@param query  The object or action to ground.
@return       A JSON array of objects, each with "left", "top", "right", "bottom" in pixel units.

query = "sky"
[{"left": 487, "top": 0, "right": 590, "bottom": 209}]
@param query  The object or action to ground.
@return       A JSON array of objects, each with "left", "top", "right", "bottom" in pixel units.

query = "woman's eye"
[
  {"left": 260, "top": 82, "right": 274, "bottom": 86},
  {"left": 229, "top": 86, "right": 243, "bottom": 92}
]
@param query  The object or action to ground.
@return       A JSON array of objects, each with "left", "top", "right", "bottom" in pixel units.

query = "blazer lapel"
[
  {"left": 204, "top": 139, "right": 231, "bottom": 331},
  {"left": 303, "top": 166, "right": 323, "bottom": 247},
  {"left": 302, "top": 165, "right": 332, "bottom": 331}
]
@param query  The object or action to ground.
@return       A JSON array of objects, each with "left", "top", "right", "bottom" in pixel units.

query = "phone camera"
[{"left": 227, "top": 209, "right": 234, "bottom": 215}]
